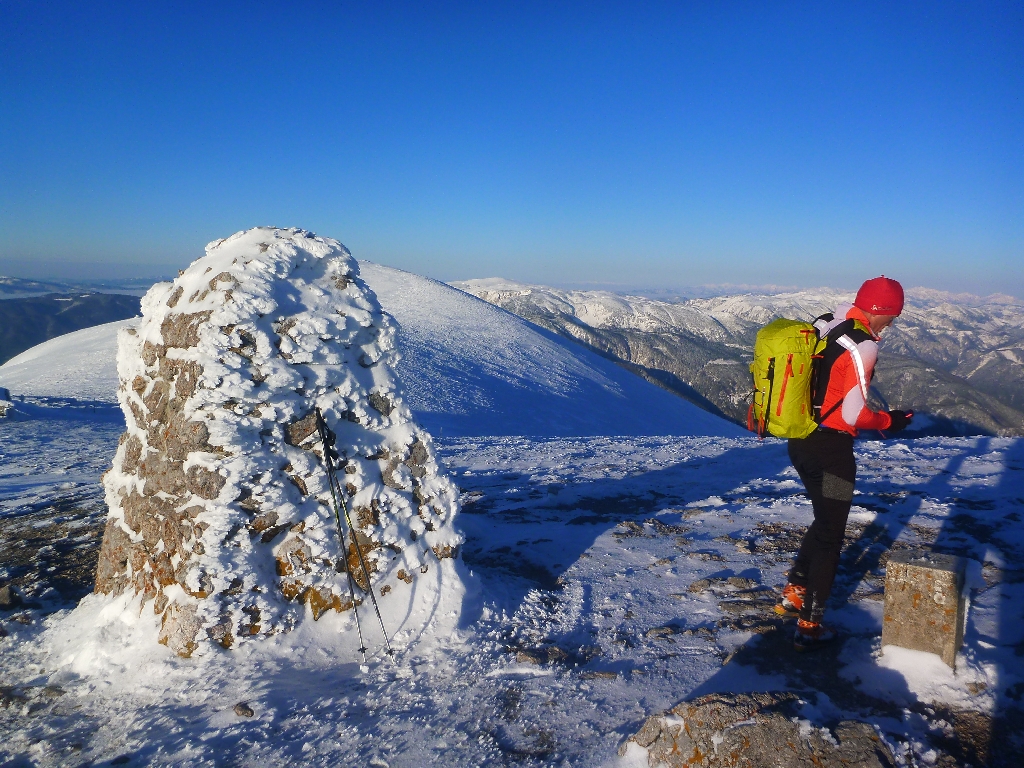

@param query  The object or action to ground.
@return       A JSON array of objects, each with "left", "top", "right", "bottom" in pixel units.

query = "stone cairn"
[{"left": 95, "top": 227, "right": 463, "bottom": 657}]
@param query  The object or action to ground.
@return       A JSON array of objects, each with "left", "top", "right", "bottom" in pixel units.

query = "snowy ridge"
[
  {"left": 0, "top": 319, "right": 137, "bottom": 403},
  {"left": 456, "top": 279, "right": 1024, "bottom": 351},
  {"left": 364, "top": 264, "right": 738, "bottom": 437},
  {"left": 456, "top": 277, "right": 737, "bottom": 340},
  {"left": 0, "top": 268, "right": 741, "bottom": 438}
]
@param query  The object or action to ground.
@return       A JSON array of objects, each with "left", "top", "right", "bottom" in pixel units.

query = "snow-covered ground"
[
  {"left": 0, "top": 320, "right": 136, "bottom": 404},
  {"left": 1, "top": 260, "right": 1022, "bottom": 766}
]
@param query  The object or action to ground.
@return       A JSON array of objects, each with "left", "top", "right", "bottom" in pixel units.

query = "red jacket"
[{"left": 814, "top": 305, "right": 892, "bottom": 435}]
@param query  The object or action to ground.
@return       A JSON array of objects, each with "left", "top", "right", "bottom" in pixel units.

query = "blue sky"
[{"left": 1, "top": 1, "right": 1021, "bottom": 297}]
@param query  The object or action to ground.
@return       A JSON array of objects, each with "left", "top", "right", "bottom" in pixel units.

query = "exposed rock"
[
  {"left": 687, "top": 575, "right": 759, "bottom": 594},
  {"left": 233, "top": 702, "right": 255, "bottom": 717},
  {"left": 94, "top": 227, "right": 464, "bottom": 657},
  {"left": 368, "top": 391, "right": 393, "bottom": 417},
  {"left": 646, "top": 626, "right": 676, "bottom": 638},
  {"left": 614, "top": 520, "right": 648, "bottom": 538},
  {"left": 158, "top": 603, "right": 202, "bottom": 658},
  {"left": 284, "top": 410, "right": 318, "bottom": 447},
  {"left": 0, "top": 584, "right": 22, "bottom": 610},
  {"left": 621, "top": 692, "right": 896, "bottom": 767}
]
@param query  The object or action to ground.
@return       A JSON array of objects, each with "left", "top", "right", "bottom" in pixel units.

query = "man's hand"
[{"left": 887, "top": 410, "right": 913, "bottom": 433}]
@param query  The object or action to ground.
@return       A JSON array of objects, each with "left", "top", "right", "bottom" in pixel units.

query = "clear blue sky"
[{"left": 1, "top": 1, "right": 1021, "bottom": 297}]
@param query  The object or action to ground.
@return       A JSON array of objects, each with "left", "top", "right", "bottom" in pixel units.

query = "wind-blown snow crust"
[{"left": 93, "top": 227, "right": 463, "bottom": 657}]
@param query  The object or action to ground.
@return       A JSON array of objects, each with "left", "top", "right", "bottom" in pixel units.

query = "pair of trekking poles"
[{"left": 314, "top": 407, "right": 394, "bottom": 664}]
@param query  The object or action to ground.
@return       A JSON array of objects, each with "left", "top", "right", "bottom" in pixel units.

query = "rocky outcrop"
[
  {"left": 95, "top": 227, "right": 463, "bottom": 657},
  {"left": 620, "top": 692, "right": 896, "bottom": 767}
]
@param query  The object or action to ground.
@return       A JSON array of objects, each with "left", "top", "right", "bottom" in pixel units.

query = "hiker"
[{"left": 774, "top": 276, "right": 913, "bottom": 651}]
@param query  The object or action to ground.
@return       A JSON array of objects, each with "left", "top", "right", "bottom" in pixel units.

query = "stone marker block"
[{"left": 882, "top": 550, "right": 965, "bottom": 667}]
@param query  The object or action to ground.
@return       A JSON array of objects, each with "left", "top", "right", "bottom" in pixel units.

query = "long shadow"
[
  {"left": 677, "top": 435, "right": 1024, "bottom": 766},
  {"left": 828, "top": 437, "right": 982, "bottom": 608},
  {"left": 450, "top": 438, "right": 792, "bottom": 617},
  {"left": 852, "top": 435, "right": 1024, "bottom": 765},
  {"left": 2, "top": 395, "right": 124, "bottom": 423},
  {"left": 679, "top": 435, "right": 953, "bottom": 721},
  {"left": 879, "top": 435, "right": 1024, "bottom": 767},
  {"left": 938, "top": 436, "right": 1024, "bottom": 768}
]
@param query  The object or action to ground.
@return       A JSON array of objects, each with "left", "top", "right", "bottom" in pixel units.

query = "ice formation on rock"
[{"left": 94, "top": 227, "right": 463, "bottom": 657}]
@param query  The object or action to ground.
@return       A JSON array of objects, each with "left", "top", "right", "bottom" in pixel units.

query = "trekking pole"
[
  {"left": 315, "top": 409, "right": 396, "bottom": 661},
  {"left": 314, "top": 409, "right": 368, "bottom": 663}
]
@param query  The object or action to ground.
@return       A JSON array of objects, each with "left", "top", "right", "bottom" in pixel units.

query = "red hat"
[{"left": 854, "top": 276, "right": 904, "bottom": 316}]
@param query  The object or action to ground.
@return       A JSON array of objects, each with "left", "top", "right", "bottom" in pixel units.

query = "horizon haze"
[{"left": 2, "top": 2, "right": 1021, "bottom": 298}]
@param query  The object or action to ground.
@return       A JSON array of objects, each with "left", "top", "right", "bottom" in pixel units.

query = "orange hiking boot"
[
  {"left": 774, "top": 584, "right": 805, "bottom": 618},
  {"left": 793, "top": 619, "right": 837, "bottom": 651}
]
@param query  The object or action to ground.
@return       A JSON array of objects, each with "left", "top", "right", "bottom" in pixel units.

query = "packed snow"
[{"left": 1, "top": 243, "right": 1022, "bottom": 766}]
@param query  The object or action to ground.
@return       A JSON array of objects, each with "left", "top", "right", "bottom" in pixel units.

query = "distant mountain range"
[
  {"left": 0, "top": 292, "right": 141, "bottom": 366},
  {"left": 0, "top": 275, "right": 159, "bottom": 299},
  {"left": 453, "top": 279, "right": 1024, "bottom": 437}
]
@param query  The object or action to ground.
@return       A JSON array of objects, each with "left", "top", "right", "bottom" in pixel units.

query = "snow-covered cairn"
[{"left": 94, "top": 227, "right": 463, "bottom": 657}]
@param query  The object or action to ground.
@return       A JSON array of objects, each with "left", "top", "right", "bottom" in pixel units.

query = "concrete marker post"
[{"left": 882, "top": 550, "right": 966, "bottom": 668}]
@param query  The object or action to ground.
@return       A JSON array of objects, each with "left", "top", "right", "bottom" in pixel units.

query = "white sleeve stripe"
[{"left": 835, "top": 335, "right": 870, "bottom": 400}]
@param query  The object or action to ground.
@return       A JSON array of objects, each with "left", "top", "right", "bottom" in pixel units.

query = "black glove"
[{"left": 887, "top": 410, "right": 913, "bottom": 433}]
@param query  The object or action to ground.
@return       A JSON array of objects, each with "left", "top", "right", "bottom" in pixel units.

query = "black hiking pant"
[{"left": 787, "top": 429, "right": 856, "bottom": 624}]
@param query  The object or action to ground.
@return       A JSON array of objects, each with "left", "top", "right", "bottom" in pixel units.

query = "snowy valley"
[{"left": 0, "top": 231, "right": 1022, "bottom": 767}]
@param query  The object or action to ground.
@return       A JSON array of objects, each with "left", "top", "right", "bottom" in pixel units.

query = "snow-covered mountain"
[
  {"left": 455, "top": 279, "right": 1024, "bottom": 436},
  {"left": 0, "top": 293, "right": 140, "bottom": 365},
  {"left": 0, "top": 265, "right": 739, "bottom": 439}
]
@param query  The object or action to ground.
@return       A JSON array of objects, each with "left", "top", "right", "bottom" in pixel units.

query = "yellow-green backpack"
[{"left": 748, "top": 319, "right": 826, "bottom": 439}]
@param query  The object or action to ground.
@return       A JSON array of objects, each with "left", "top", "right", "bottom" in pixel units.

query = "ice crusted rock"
[
  {"left": 620, "top": 692, "right": 896, "bottom": 767},
  {"left": 93, "top": 227, "right": 463, "bottom": 657}
]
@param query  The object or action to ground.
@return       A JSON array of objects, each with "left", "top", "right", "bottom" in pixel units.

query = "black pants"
[{"left": 787, "top": 429, "right": 856, "bottom": 623}]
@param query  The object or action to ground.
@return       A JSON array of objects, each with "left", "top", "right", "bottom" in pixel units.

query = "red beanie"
[{"left": 854, "top": 276, "right": 904, "bottom": 316}]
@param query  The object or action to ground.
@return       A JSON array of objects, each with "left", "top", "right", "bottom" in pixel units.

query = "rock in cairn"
[{"left": 95, "top": 227, "right": 463, "bottom": 657}]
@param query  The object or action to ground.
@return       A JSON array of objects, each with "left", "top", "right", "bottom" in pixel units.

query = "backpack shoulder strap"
[{"left": 812, "top": 317, "right": 859, "bottom": 412}]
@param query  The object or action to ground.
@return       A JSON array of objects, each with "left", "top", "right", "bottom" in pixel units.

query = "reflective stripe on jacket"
[{"left": 813, "top": 304, "right": 893, "bottom": 436}]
